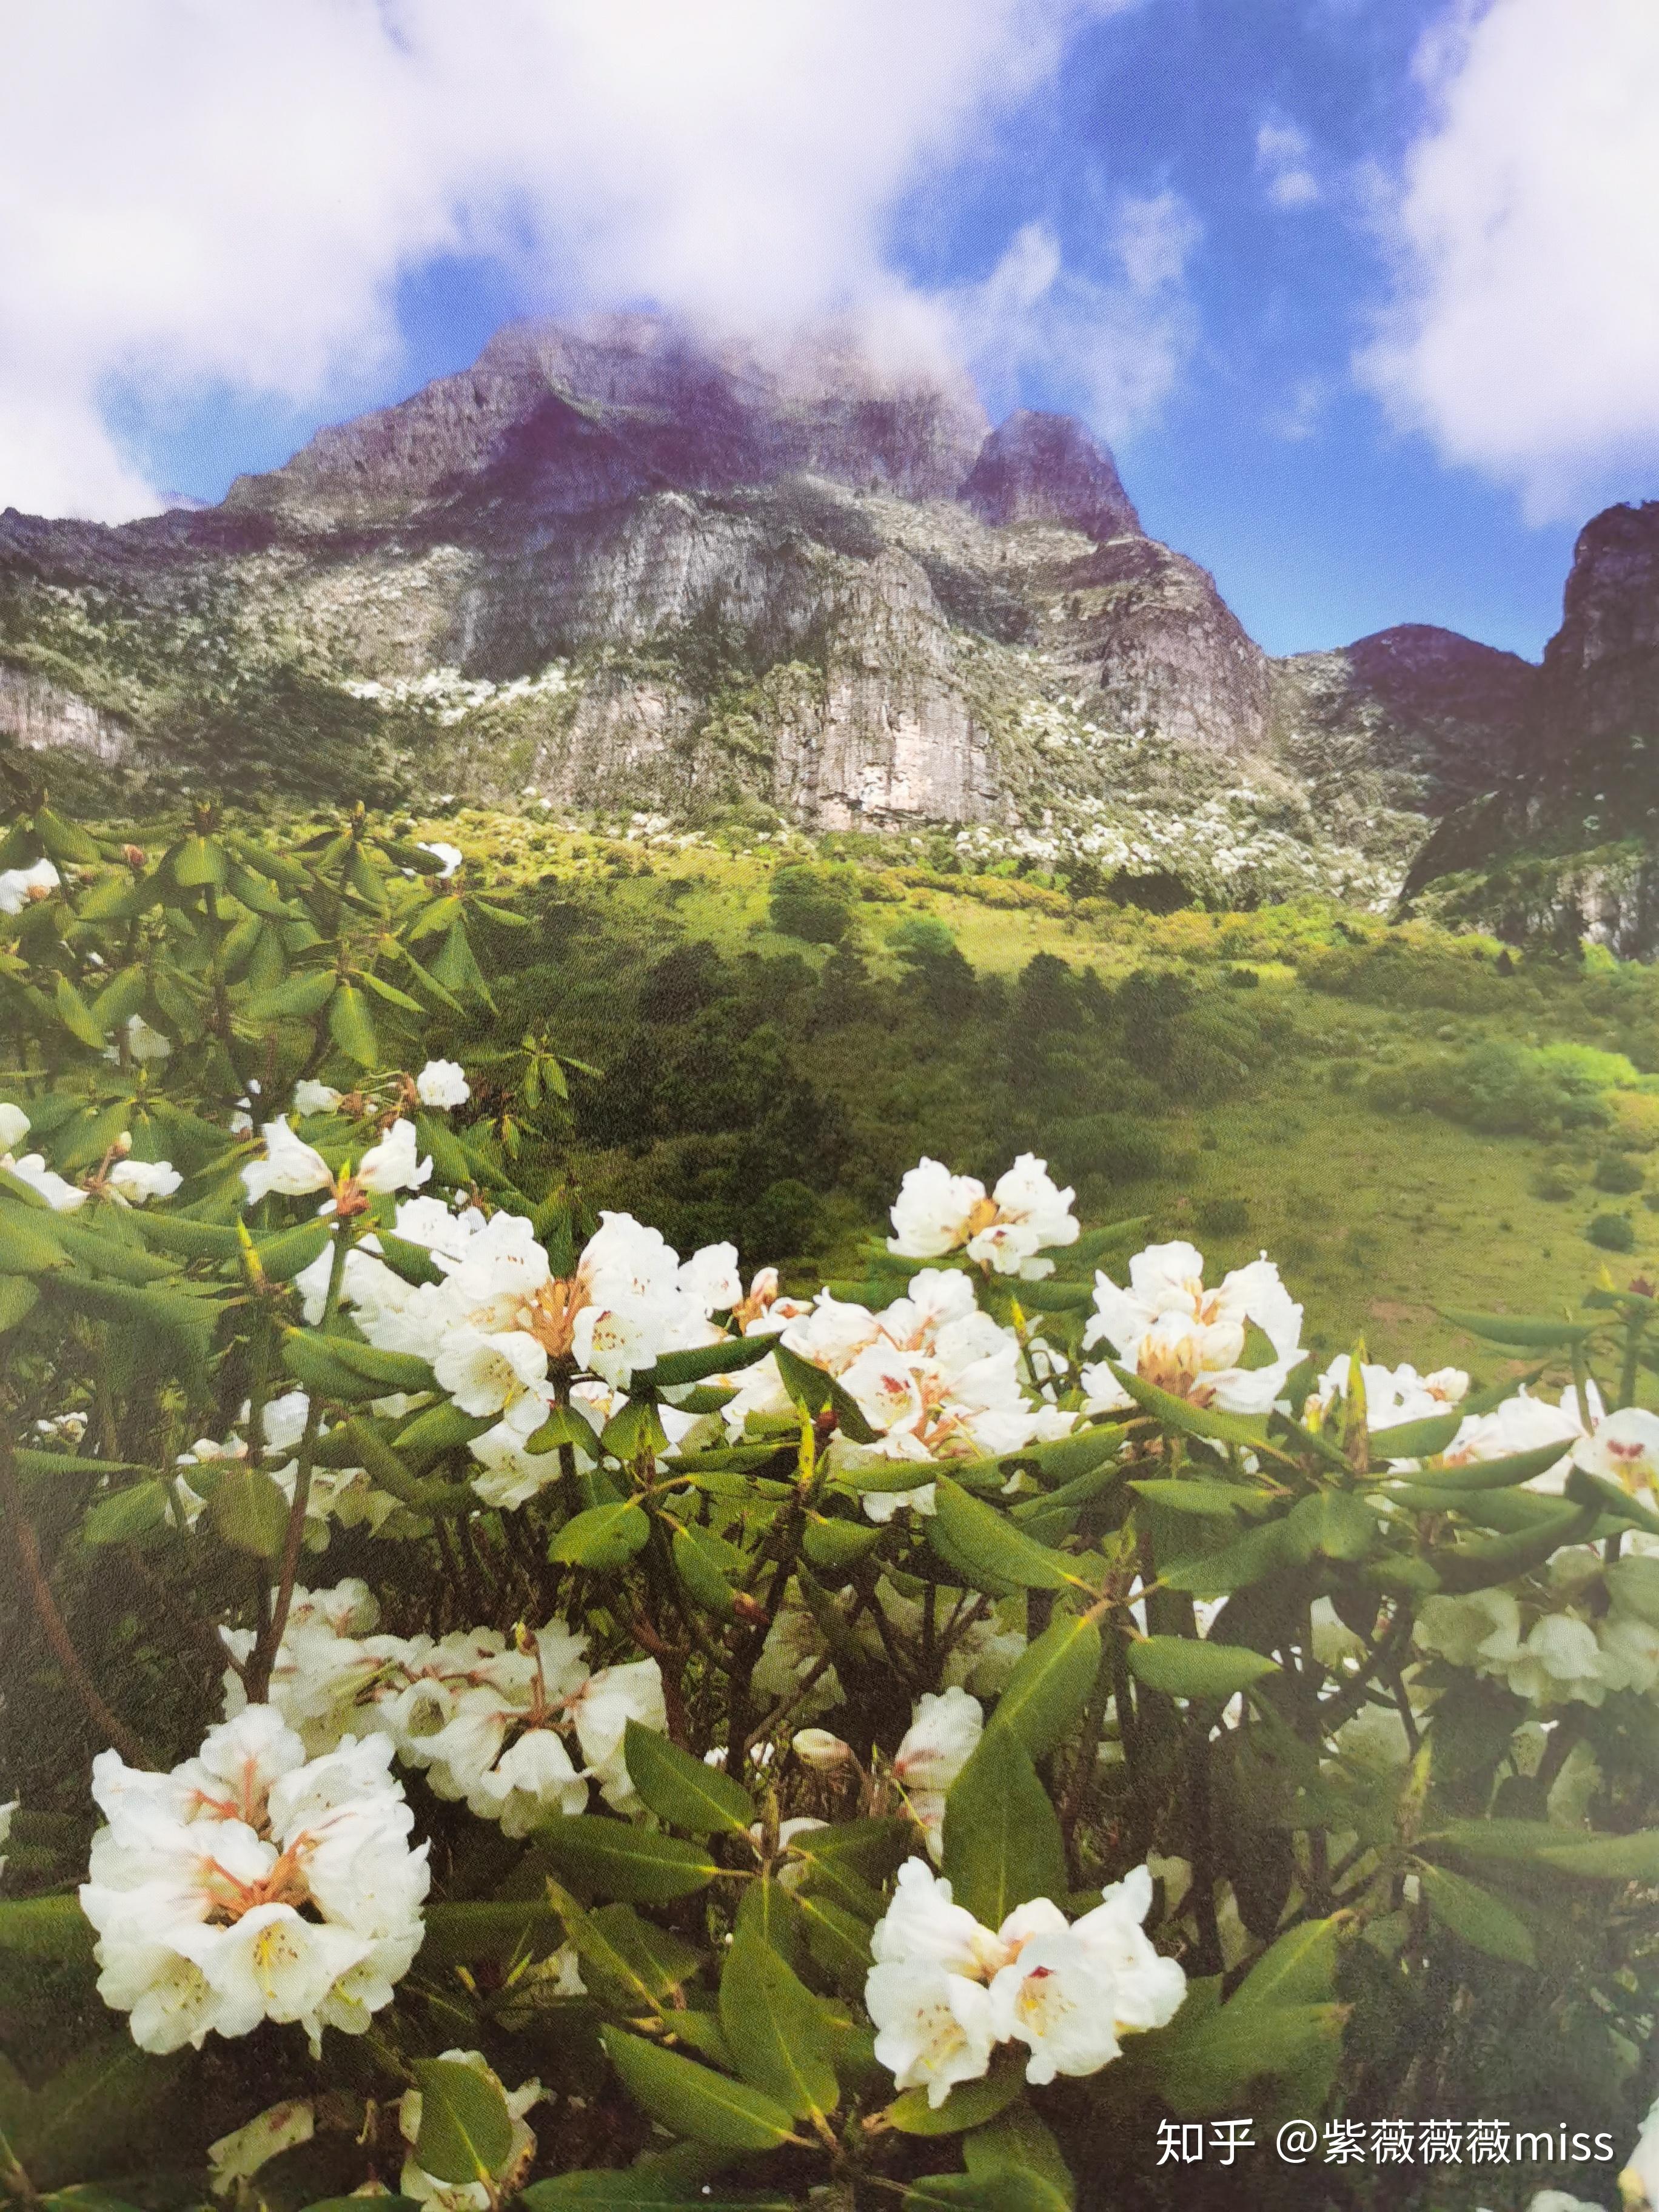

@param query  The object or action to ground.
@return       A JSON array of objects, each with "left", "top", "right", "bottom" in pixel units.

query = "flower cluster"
[
  {"left": 865, "top": 1860, "right": 1185, "bottom": 2105},
  {"left": 725, "top": 1267, "right": 1076, "bottom": 1521},
  {"left": 1081, "top": 1239, "right": 1305, "bottom": 1414},
  {"left": 224, "top": 1582, "right": 669, "bottom": 1832},
  {"left": 888, "top": 1154, "right": 1079, "bottom": 1279},
  {"left": 79, "top": 1706, "right": 427, "bottom": 2055},
  {"left": 0, "top": 1105, "right": 179, "bottom": 1212},
  {"left": 1416, "top": 1547, "right": 1659, "bottom": 1708}
]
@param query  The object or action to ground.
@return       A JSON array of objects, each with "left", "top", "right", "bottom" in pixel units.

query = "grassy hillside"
[{"left": 258, "top": 802, "right": 1659, "bottom": 1377}]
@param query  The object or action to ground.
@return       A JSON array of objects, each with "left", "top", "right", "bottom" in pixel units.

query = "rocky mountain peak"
[
  {"left": 959, "top": 409, "right": 1141, "bottom": 541},
  {"left": 223, "top": 313, "right": 990, "bottom": 532}
]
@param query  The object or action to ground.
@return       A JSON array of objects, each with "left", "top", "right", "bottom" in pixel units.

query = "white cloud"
[
  {"left": 944, "top": 192, "right": 1201, "bottom": 441},
  {"left": 1256, "top": 120, "right": 1321, "bottom": 210},
  {"left": 1267, "top": 375, "right": 1330, "bottom": 443},
  {"left": 1361, "top": 0, "right": 1659, "bottom": 520},
  {"left": 0, "top": 0, "right": 1150, "bottom": 520}
]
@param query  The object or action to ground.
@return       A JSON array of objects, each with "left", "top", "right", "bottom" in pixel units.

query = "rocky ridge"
[{"left": 0, "top": 313, "right": 1648, "bottom": 929}]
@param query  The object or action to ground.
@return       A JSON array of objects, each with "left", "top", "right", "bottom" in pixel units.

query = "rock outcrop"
[
  {"left": 1272, "top": 625, "right": 1537, "bottom": 807},
  {"left": 959, "top": 409, "right": 1141, "bottom": 541}
]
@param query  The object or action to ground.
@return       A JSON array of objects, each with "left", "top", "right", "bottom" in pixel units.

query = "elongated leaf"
[
  {"left": 327, "top": 983, "right": 378, "bottom": 1066},
  {"left": 209, "top": 1464, "right": 291, "bottom": 1559},
  {"left": 942, "top": 1740, "right": 1065, "bottom": 1929},
  {"left": 885, "top": 2064, "right": 1027, "bottom": 2136},
  {"left": 54, "top": 976, "right": 105, "bottom": 1051},
  {"left": 929, "top": 1478, "right": 1076, "bottom": 1593},
  {"left": 1128, "top": 1637, "right": 1277, "bottom": 1701},
  {"left": 987, "top": 1611, "right": 1101, "bottom": 1760},
  {"left": 1416, "top": 1863, "right": 1535, "bottom": 1965},
  {"left": 775, "top": 1340, "right": 878, "bottom": 1444},
  {"left": 241, "top": 970, "right": 337, "bottom": 1022},
  {"left": 1106, "top": 1364, "right": 1269, "bottom": 1446},
  {"left": 719, "top": 1925, "right": 839, "bottom": 2119},
  {"left": 600, "top": 2030, "right": 798, "bottom": 2151},
  {"left": 1366, "top": 1410, "right": 1466, "bottom": 1463},
  {"left": 420, "top": 1900, "right": 563, "bottom": 1963},
  {"left": 623, "top": 1721, "right": 753, "bottom": 1838},
  {"left": 549, "top": 1497, "right": 650, "bottom": 1570},
  {"left": 538, "top": 1817, "right": 719, "bottom": 1903},
  {"left": 1439, "top": 1307, "right": 1599, "bottom": 1349},
  {"left": 83, "top": 1480, "right": 171, "bottom": 1546},
  {"left": 410, "top": 2059, "right": 515, "bottom": 2186},
  {"left": 964, "top": 2107, "right": 1074, "bottom": 2210},
  {"left": 1228, "top": 1918, "right": 1339, "bottom": 2011},
  {"left": 638, "top": 1333, "right": 776, "bottom": 1388}
]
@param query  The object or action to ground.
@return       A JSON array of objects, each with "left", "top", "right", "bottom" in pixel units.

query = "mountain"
[
  {"left": 1, "top": 309, "right": 1641, "bottom": 928},
  {"left": 1399, "top": 505, "right": 1659, "bottom": 954}
]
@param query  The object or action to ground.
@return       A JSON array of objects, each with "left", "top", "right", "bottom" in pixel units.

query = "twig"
[{"left": 1, "top": 1439, "right": 150, "bottom": 1765}]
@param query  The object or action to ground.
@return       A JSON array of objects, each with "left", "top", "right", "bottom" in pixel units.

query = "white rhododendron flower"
[
  {"left": 1306, "top": 1355, "right": 1468, "bottom": 1436},
  {"left": 222, "top": 1591, "right": 669, "bottom": 1829},
  {"left": 866, "top": 1858, "right": 1183, "bottom": 2103},
  {"left": 355, "top": 1118, "right": 431, "bottom": 1196},
  {"left": 0, "top": 1797, "right": 16, "bottom": 1882},
  {"left": 415, "top": 1058, "right": 470, "bottom": 1109},
  {"left": 0, "top": 857, "right": 60, "bottom": 911},
  {"left": 120, "top": 1013, "right": 173, "bottom": 1062},
  {"left": 5, "top": 1152, "right": 86, "bottom": 1209},
  {"left": 888, "top": 1154, "right": 1078, "bottom": 1279},
  {"left": 400, "top": 2049, "right": 541, "bottom": 2210},
  {"left": 293, "top": 1081, "right": 343, "bottom": 1116},
  {"left": 1081, "top": 1241, "right": 1304, "bottom": 1413},
  {"left": 893, "top": 1688, "right": 983, "bottom": 1862},
  {"left": 79, "top": 1707, "right": 427, "bottom": 2055},
  {"left": 241, "top": 1120, "right": 333, "bottom": 1205},
  {"left": 1574, "top": 1407, "right": 1659, "bottom": 1502},
  {"left": 107, "top": 1156, "right": 182, "bottom": 1205},
  {"left": 417, "top": 842, "right": 464, "bottom": 878},
  {"left": 1437, "top": 1382, "right": 1599, "bottom": 1493},
  {"left": 0, "top": 1103, "right": 28, "bottom": 1151}
]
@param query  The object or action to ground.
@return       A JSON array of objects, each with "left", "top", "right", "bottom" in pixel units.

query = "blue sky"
[{"left": 13, "top": 2, "right": 1659, "bottom": 665}]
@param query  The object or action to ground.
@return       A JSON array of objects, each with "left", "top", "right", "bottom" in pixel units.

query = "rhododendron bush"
[{"left": 5, "top": 793, "right": 1659, "bottom": 2210}]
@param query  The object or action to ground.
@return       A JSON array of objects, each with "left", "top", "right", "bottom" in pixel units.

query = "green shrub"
[
  {"left": 1588, "top": 1212, "right": 1637, "bottom": 1251},
  {"left": 1594, "top": 1151, "right": 1646, "bottom": 1194},
  {"left": 1196, "top": 1193, "right": 1251, "bottom": 1235},
  {"left": 768, "top": 860, "right": 856, "bottom": 942},
  {"left": 1533, "top": 1170, "right": 1577, "bottom": 1203}
]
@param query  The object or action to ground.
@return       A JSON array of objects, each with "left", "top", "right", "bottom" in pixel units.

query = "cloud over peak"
[{"left": 1, "top": 0, "right": 1168, "bottom": 521}]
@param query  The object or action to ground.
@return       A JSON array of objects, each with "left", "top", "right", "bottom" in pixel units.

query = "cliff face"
[{"left": 0, "top": 314, "right": 1294, "bottom": 834}]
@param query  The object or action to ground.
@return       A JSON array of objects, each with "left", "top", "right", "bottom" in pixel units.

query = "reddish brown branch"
[{"left": 1, "top": 1443, "right": 150, "bottom": 1766}]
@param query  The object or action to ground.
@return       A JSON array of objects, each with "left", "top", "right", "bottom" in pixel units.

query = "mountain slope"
[{"left": 0, "top": 311, "right": 1564, "bottom": 912}]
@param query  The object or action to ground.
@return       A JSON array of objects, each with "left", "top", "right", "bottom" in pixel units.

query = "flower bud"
[{"left": 792, "top": 1728, "right": 854, "bottom": 1773}]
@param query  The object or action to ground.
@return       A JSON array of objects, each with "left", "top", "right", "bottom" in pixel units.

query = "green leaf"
[
  {"left": 241, "top": 970, "right": 337, "bottom": 1022},
  {"left": 942, "top": 1739, "right": 1066, "bottom": 1929},
  {"left": 1429, "top": 1503, "right": 1598, "bottom": 1595},
  {"left": 1106, "top": 1363, "right": 1270, "bottom": 1446},
  {"left": 885, "top": 2063, "right": 1027, "bottom": 2136},
  {"left": 600, "top": 2029, "right": 799, "bottom": 2151},
  {"left": 82, "top": 1480, "right": 171, "bottom": 1546},
  {"left": 1228, "top": 1918, "right": 1339, "bottom": 2011},
  {"left": 538, "top": 1817, "right": 720, "bottom": 1903},
  {"left": 209, "top": 1464, "right": 292, "bottom": 1558},
  {"left": 1128, "top": 1637, "right": 1277, "bottom": 1701},
  {"left": 640, "top": 1333, "right": 777, "bottom": 1388},
  {"left": 255, "top": 1219, "right": 332, "bottom": 1282},
  {"left": 549, "top": 1497, "right": 651, "bottom": 1570},
  {"left": 623, "top": 1721, "right": 753, "bottom": 1837},
  {"left": 34, "top": 805, "right": 102, "bottom": 866},
  {"left": 929, "top": 1478, "right": 1077, "bottom": 1593},
  {"left": 903, "top": 2176, "right": 1066, "bottom": 2211},
  {"left": 987, "top": 1610, "right": 1101, "bottom": 1760},
  {"left": 803, "top": 1513, "right": 886, "bottom": 1571},
  {"left": 1366, "top": 1410, "right": 1466, "bottom": 1463},
  {"left": 1284, "top": 1488, "right": 1376, "bottom": 1562},
  {"left": 671, "top": 1524, "right": 743, "bottom": 1617},
  {"left": 171, "top": 834, "right": 229, "bottom": 890},
  {"left": 775, "top": 1340, "right": 879, "bottom": 1443},
  {"left": 420, "top": 1900, "right": 563, "bottom": 1963},
  {"left": 964, "top": 2106, "right": 1074, "bottom": 2210},
  {"left": 1159, "top": 1515, "right": 1302, "bottom": 1597},
  {"left": 1439, "top": 1307, "right": 1600, "bottom": 1349},
  {"left": 1152, "top": 1999, "right": 1347, "bottom": 2116},
  {"left": 327, "top": 982, "right": 378, "bottom": 1066},
  {"left": 1127, "top": 1478, "right": 1253, "bottom": 1518},
  {"left": 0, "top": 1895, "right": 96, "bottom": 1963},
  {"left": 53, "top": 975, "right": 106, "bottom": 1051},
  {"left": 719, "top": 1924, "right": 839, "bottom": 2119},
  {"left": 601, "top": 1397, "right": 670, "bottom": 1463},
  {"left": 0, "top": 1275, "right": 39, "bottom": 1330},
  {"left": 409, "top": 2059, "right": 515, "bottom": 2186},
  {"left": 1416, "top": 1863, "right": 1535, "bottom": 1965}
]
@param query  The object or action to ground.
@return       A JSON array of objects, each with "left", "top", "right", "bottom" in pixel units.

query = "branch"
[{"left": 0, "top": 1438, "right": 150, "bottom": 1766}]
